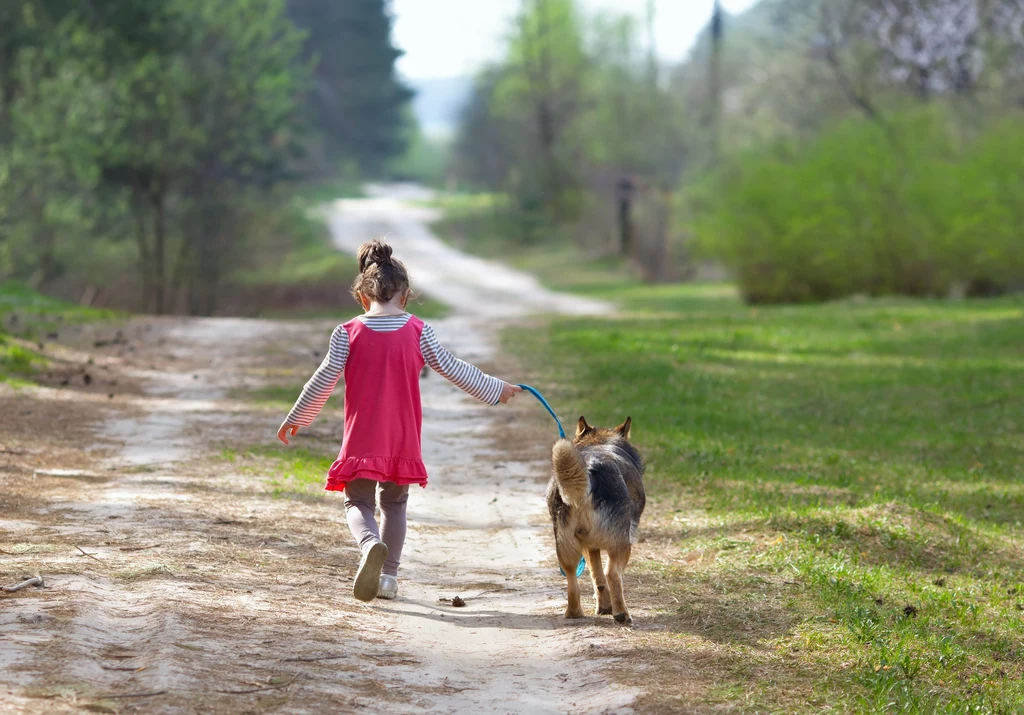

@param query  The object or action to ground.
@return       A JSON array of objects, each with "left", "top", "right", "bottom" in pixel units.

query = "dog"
[{"left": 547, "top": 415, "right": 645, "bottom": 625}]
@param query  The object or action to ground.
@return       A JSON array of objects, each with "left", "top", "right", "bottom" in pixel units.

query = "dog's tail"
[{"left": 552, "top": 439, "right": 589, "bottom": 507}]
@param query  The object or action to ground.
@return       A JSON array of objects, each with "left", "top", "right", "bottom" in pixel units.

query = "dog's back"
[
  {"left": 547, "top": 439, "right": 645, "bottom": 549},
  {"left": 583, "top": 442, "right": 646, "bottom": 543}
]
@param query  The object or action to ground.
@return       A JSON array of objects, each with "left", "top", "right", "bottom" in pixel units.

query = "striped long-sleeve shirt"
[{"left": 285, "top": 314, "right": 504, "bottom": 427}]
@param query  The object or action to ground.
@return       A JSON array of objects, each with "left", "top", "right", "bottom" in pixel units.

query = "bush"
[{"left": 688, "top": 109, "right": 1024, "bottom": 303}]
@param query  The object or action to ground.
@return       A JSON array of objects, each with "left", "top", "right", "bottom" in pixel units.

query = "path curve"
[{"left": 327, "top": 183, "right": 608, "bottom": 319}]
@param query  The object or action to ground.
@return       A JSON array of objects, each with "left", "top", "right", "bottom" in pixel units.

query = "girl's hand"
[
  {"left": 498, "top": 382, "right": 523, "bottom": 405},
  {"left": 277, "top": 421, "right": 300, "bottom": 445}
]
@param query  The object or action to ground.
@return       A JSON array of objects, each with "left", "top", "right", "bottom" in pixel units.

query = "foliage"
[
  {"left": 1, "top": 0, "right": 413, "bottom": 317},
  {"left": 451, "top": 1, "right": 690, "bottom": 273},
  {"left": 0, "top": 281, "right": 117, "bottom": 334},
  {"left": 387, "top": 122, "right": 450, "bottom": 187},
  {"left": 688, "top": 108, "right": 1024, "bottom": 303},
  {"left": 510, "top": 282, "right": 1024, "bottom": 711},
  {"left": 286, "top": 0, "right": 413, "bottom": 176}
]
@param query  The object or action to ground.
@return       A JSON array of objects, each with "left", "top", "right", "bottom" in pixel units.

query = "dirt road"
[{"left": 1, "top": 186, "right": 634, "bottom": 713}]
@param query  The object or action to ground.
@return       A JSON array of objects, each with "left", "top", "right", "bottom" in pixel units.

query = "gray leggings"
[{"left": 343, "top": 479, "right": 409, "bottom": 577}]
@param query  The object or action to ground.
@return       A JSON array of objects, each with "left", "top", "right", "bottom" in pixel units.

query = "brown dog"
[{"left": 547, "top": 416, "right": 646, "bottom": 625}]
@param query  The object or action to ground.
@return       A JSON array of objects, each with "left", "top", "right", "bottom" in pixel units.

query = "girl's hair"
[{"left": 351, "top": 239, "right": 411, "bottom": 304}]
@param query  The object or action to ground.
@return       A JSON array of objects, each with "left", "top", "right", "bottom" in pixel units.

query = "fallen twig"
[
  {"left": 280, "top": 654, "right": 348, "bottom": 663},
  {"left": 75, "top": 545, "right": 103, "bottom": 562},
  {"left": 94, "top": 690, "right": 166, "bottom": 700},
  {"left": 215, "top": 675, "right": 301, "bottom": 695},
  {"left": 101, "top": 665, "right": 146, "bottom": 672},
  {"left": 2, "top": 575, "right": 43, "bottom": 593},
  {"left": 119, "top": 544, "right": 161, "bottom": 552}
]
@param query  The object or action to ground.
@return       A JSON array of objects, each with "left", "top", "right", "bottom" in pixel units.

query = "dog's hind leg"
[
  {"left": 606, "top": 545, "right": 633, "bottom": 626},
  {"left": 558, "top": 548, "right": 585, "bottom": 619},
  {"left": 584, "top": 549, "right": 612, "bottom": 615}
]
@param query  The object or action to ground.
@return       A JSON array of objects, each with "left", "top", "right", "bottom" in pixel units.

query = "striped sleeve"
[
  {"left": 420, "top": 323, "right": 504, "bottom": 406},
  {"left": 285, "top": 325, "right": 349, "bottom": 426}
]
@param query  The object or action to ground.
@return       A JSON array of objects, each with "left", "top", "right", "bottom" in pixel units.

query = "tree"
[
  {"left": 96, "top": 0, "right": 307, "bottom": 314},
  {"left": 287, "top": 0, "right": 412, "bottom": 176},
  {"left": 2, "top": 0, "right": 308, "bottom": 315}
]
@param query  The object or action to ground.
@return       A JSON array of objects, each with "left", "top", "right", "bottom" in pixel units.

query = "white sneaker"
[
  {"left": 378, "top": 574, "right": 399, "bottom": 599},
  {"left": 353, "top": 540, "right": 388, "bottom": 602}
]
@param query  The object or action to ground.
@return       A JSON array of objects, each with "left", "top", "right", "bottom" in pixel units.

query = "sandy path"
[
  {"left": 323, "top": 185, "right": 629, "bottom": 712},
  {"left": 0, "top": 185, "right": 633, "bottom": 713}
]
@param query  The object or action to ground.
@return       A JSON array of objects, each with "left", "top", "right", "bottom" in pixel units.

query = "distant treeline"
[
  {"left": 451, "top": 0, "right": 1024, "bottom": 301},
  {"left": 0, "top": 0, "right": 411, "bottom": 314}
]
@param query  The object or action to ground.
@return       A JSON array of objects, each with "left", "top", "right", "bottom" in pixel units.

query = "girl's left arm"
[{"left": 278, "top": 325, "right": 349, "bottom": 443}]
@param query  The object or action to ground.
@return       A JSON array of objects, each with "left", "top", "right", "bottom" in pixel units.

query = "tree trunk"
[
  {"left": 132, "top": 185, "right": 154, "bottom": 313},
  {"left": 616, "top": 177, "right": 635, "bottom": 257},
  {"left": 151, "top": 179, "right": 167, "bottom": 315}
]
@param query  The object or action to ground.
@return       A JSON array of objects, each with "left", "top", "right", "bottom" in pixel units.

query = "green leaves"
[{"left": 688, "top": 108, "right": 1024, "bottom": 304}]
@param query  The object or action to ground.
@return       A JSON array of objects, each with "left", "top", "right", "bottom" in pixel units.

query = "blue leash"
[
  {"left": 517, "top": 384, "right": 586, "bottom": 579},
  {"left": 517, "top": 384, "right": 565, "bottom": 438}
]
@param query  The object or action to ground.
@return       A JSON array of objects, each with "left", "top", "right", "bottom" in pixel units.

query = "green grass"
[
  {"left": 221, "top": 446, "right": 334, "bottom": 499},
  {"left": 0, "top": 282, "right": 118, "bottom": 383},
  {"left": 0, "top": 281, "right": 118, "bottom": 336},
  {"left": 232, "top": 239, "right": 359, "bottom": 288},
  {"left": 508, "top": 284, "right": 1024, "bottom": 712},
  {"left": 298, "top": 177, "right": 366, "bottom": 204}
]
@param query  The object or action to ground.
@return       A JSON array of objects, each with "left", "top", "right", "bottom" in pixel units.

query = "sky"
[{"left": 391, "top": 0, "right": 762, "bottom": 80}]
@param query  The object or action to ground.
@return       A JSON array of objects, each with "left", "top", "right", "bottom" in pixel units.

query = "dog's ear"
[
  {"left": 575, "top": 416, "right": 593, "bottom": 439},
  {"left": 614, "top": 416, "right": 632, "bottom": 440}
]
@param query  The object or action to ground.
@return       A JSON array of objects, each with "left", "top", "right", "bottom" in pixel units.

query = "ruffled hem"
[{"left": 325, "top": 456, "right": 428, "bottom": 491}]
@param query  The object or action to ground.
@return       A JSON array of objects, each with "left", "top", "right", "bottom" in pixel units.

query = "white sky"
[{"left": 392, "top": 0, "right": 762, "bottom": 80}]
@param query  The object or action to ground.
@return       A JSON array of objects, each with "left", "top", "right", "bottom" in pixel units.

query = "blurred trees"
[
  {"left": 287, "top": 0, "right": 412, "bottom": 176},
  {"left": 454, "top": 0, "right": 1024, "bottom": 299},
  {"left": 0, "top": 0, "right": 411, "bottom": 315},
  {"left": 451, "top": 0, "right": 687, "bottom": 274}
]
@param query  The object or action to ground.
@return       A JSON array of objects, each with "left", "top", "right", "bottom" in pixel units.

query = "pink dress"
[
  {"left": 325, "top": 315, "right": 428, "bottom": 490},
  {"left": 284, "top": 313, "right": 504, "bottom": 491}
]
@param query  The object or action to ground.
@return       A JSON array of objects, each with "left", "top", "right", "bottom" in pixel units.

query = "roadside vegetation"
[
  {"left": 508, "top": 279, "right": 1024, "bottom": 712},
  {"left": 0, "top": 283, "right": 117, "bottom": 384}
]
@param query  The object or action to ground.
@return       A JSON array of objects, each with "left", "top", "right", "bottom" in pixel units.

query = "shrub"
[{"left": 688, "top": 109, "right": 1024, "bottom": 304}]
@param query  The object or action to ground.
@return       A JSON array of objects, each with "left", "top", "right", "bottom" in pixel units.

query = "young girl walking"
[{"left": 277, "top": 239, "right": 522, "bottom": 602}]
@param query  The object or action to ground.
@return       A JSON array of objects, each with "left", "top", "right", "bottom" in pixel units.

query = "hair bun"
[{"left": 358, "top": 239, "right": 394, "bottom": 273}]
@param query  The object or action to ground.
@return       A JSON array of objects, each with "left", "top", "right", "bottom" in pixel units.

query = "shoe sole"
[{"left": 353, "top": 541, "right": 389, "bottom": 602}]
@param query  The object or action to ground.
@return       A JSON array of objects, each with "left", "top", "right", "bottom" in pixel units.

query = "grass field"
[{"left": 505, "top": 272, "right": 1024, "bottom": 710}]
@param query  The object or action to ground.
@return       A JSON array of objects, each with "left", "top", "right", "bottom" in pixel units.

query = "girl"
[{"left": 277, "top": 239, "right": 522, "bottom": 602}]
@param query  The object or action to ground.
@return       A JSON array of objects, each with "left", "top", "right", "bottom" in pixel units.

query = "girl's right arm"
[
  {"left": 278, "top": 325, "right": 349, "bottom": 444},
  {"left": 420, "top": 324, "right": 521, "bottom": 405}
]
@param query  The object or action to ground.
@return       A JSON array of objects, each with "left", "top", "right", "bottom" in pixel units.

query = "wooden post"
[{"left": 616, "top": 176, "right": 636, "bottom": 256}]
